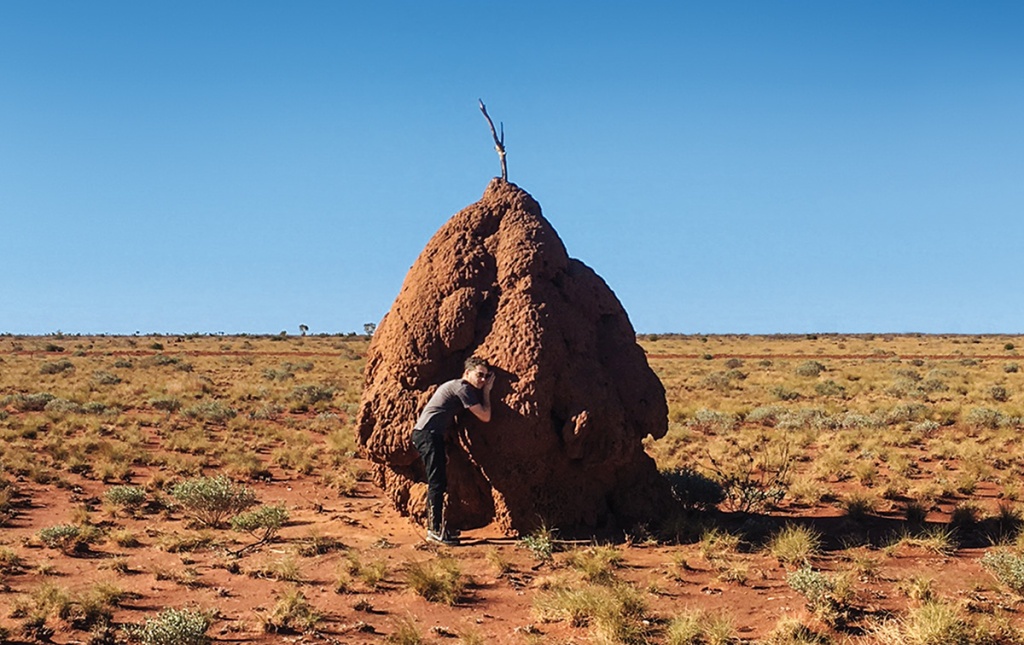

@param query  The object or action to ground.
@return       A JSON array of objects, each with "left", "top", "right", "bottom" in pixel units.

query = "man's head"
[{"left": 462, "top": 356, "right": 490, "bottom": 389}]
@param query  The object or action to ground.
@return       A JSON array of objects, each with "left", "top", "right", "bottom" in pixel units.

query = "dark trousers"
[{"left": 411, "top": 428, "right": 446, "bottom": 533}]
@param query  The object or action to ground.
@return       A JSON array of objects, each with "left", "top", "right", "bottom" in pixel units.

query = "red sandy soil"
[
  {"left": 2, "top": 343, "right": 1023, "bottom": 643},
  {"left": 2, "top": 451, "right": 1022, "bottom": 644}
]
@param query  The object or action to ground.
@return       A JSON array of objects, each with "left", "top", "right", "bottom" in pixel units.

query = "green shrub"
[
  {"left": 981, "top": 550, "right": 1024, "bottom": 595},
  {"left": 7, "top": 392, "right": 56, "bottom": 411},
  {"left": 38, "top": 524, "right": 93, "bottom": 554},
  {"left": 83, "top": 402, "right": 110, "bottom": 414},
  {"left": 182, "top": 401, "right": 236, "bottom": 423},
  {"left": 662, "top": 466, "right": 726, "bottom": 511},
  {"left": 746, "top": 405, "right": 786, "bottom": 427},
  {"left": 44, "top": 397, "right": 83, "bottom": 414},
  {"left": 771, "top": 386, "right": 801, "bottom": 401},
  {"left": 708, "top": 437, "right": 792, "bottom": 513},
  {"left": 104, "top": 485, "right": 147, "bottom": 511},
  {"left": 814, "top": 380, "right": 845, "bottom": 397},
  {"left": 231, "top": 504, "right": 288, "bottom": 542},
  {"left": 132, "top": 608, "right": 211, "bottom": 645},
  {"left": 795, "top": 361, "right": 826, "bottom": 377},
  {"left": 0, "top": 547, "right": 24, "bottom": 574},
  {"left": 289, "top": 384, "right": 335, "bottom": 407},
  {"left": 786, "top": 567, "right": 854, "bottom": 627},
  {"left": 965, "top": 407, "right": 1007, "bottom": 429},
  {"left": 1005, "top": 363, "right": 1020, "bottom": 373},
  {"left": 170, "top": 475, "right": 256, "bottom": 528},
  {"left": 884, "top": 403, "right": 928, "bottom": 424},
  {"left": 520, "top": 524, "right": 556, "bottom": 562},
  {"left": 143, "top": 354, "right": 181, "bottom": 367},
  {"left": 687, "top": 409, "right": 737, "bottom": 433},
  {"left": 40, "top": 359, "right": 74, "bottom": 374},
  {"left": 92, "top": 370, "right": 122, "bottom": 385}
]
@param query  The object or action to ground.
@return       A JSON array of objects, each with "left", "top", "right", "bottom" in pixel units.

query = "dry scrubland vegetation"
[{"left": 1, "top": 332, "right": 1024, "bottom": 643}]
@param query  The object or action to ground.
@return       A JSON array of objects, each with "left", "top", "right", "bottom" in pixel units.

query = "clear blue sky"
[{"left": 3, "top": 2, "right": 1022, "bottom": 335}]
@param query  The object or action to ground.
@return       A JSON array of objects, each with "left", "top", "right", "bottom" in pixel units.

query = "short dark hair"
[{"left": 464, "top": 356, "right": 489, "bottom": 373}]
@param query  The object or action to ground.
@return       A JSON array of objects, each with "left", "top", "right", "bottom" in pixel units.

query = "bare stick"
[{"left": 478, "top": 99, "right": 507, "bottom": 181}]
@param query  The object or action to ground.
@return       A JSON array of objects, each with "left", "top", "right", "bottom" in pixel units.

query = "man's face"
[{"left": 464, "top": 366, "right": 489, "bottom": 389}]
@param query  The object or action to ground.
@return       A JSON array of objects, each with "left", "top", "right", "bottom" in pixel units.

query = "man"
[{"left": 411, "top": 356, "right": 495, "bottom": 545}]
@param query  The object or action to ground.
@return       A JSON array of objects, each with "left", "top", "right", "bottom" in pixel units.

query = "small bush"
[
  {"left": 9, "top": 392, "right": 56, "bottom": 411},
  {"left": 763, "top": 616, "right": 830, "bottom": 644},
  {"left": 981, "top": 550, "right": 1024, "bottom": 595},
  {"left": 150, "top": 397, "right": 182, "bottom": 412},
  {"left": 767, "top": 524, "right": 821, "bottom": 566},
  {"left": 142, "top": 354, "right": 181, "bottom": 368},
  {"left": 841, "top": 491, "right": 877, "bottom": 520},
  {"left": 231, "top": 504, "right": 288, "bottom": 542},
  {"left": 132, "top": 607, "right": 211, "bottom": 645},
  {"left": 771, "top": 385, "right": 801, "bottom": 401},
  {"left": 520, "top": 525, "right": 556, "bottom": 562},
  {"left": 170, "top": 475, "right": 256, "bottom": 528},
  {"left": 104, "top": 485, "right": 147, "bottom": 512},
  {"left": 92, "top": 370, "right": 122, "bottom": 385},
  {"left": 1005, "top": 363, "right": 1020, "bottom": 373},
  {"left": 874, "top": 601, "right": 969, "bottom": 645},
  {"left": 339, "top": 550, "right": 388, "bottom": 590},
  {"left": 795, "top": 360, "right": 826, "bottom": 377},
  {"left": 811, "top": 380, "right": 842, "bottom": 397},
  {"left": 665, "top": 609, "right": 736, "bottom": 645},
  {"left": 84, "top": 401, "right": 110, "bottom": 415},
  {"left": 786, "top": 566, "right": 854, "bottom": 627},
  {"left": 663, "top": 466, "right": 726, "bottom": 511},
  {"left": 40, "top": 359, "right": 74, "bottom": 374},
  {"left": 565, "top": 546, "right": 623, "bottom": 585},
  {"left": 289, "top": 384, "right": 334, "bottom": 407},
  {"left": 708, "top": 437, "right": 792, "bottom": 513},
  {"left": 38, "top": 524, "right": 92, "bottom": 554},
  {"left": 182, "top": 401, "right": 236, "bottom": 423},
  {"left": 262, "top": 587, "right": 322, "bottom": 633},
  {"left": 44, "top": 397, "right": 83, "bottom": 414},
  {"left": 989, "top": 385, "right": 1009, "bottom": 402},
  {"left": 965, "top": 407, "right": 1007, "bottom": 429},
  {"left": 405, "top": 556, "right": 466, "bottom": 605},
  {"left": 746, "top": 405, "right": 786, "bottom": 427},
  {"left": 0, "top": 547, "right": 25, "bottom": 574},
  {"left": 533, "top": 581, "right": 652, "bottom": 644},
  {"left": 688, "top": 409, "right": 737, "bottom": 434}
]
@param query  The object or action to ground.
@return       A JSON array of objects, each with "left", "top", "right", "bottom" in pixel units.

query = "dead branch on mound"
[{"left": 478, "top": 99, "right": 507, "bottom": 181}]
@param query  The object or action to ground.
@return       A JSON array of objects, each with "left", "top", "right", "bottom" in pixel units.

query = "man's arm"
[{"left": 467, "top": 373, "right": 495, "bottom": 423}]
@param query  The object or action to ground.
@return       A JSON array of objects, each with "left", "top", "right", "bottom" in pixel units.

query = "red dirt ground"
[{"left": 2, "top": 451, "right": 1021, "bottom": 644}]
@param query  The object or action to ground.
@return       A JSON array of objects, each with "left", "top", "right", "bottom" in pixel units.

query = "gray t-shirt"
[{"left": 413, "top": 379, "right": 481, "bottom": 437}]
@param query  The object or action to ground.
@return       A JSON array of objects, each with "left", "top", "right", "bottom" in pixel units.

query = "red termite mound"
[{"left": 356, "top": 179, "right": 671, "bottom": 535}]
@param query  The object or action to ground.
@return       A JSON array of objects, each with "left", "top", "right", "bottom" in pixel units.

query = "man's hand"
[{"left": 483, "top": 372, "right": 496, "bottom": 393}]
